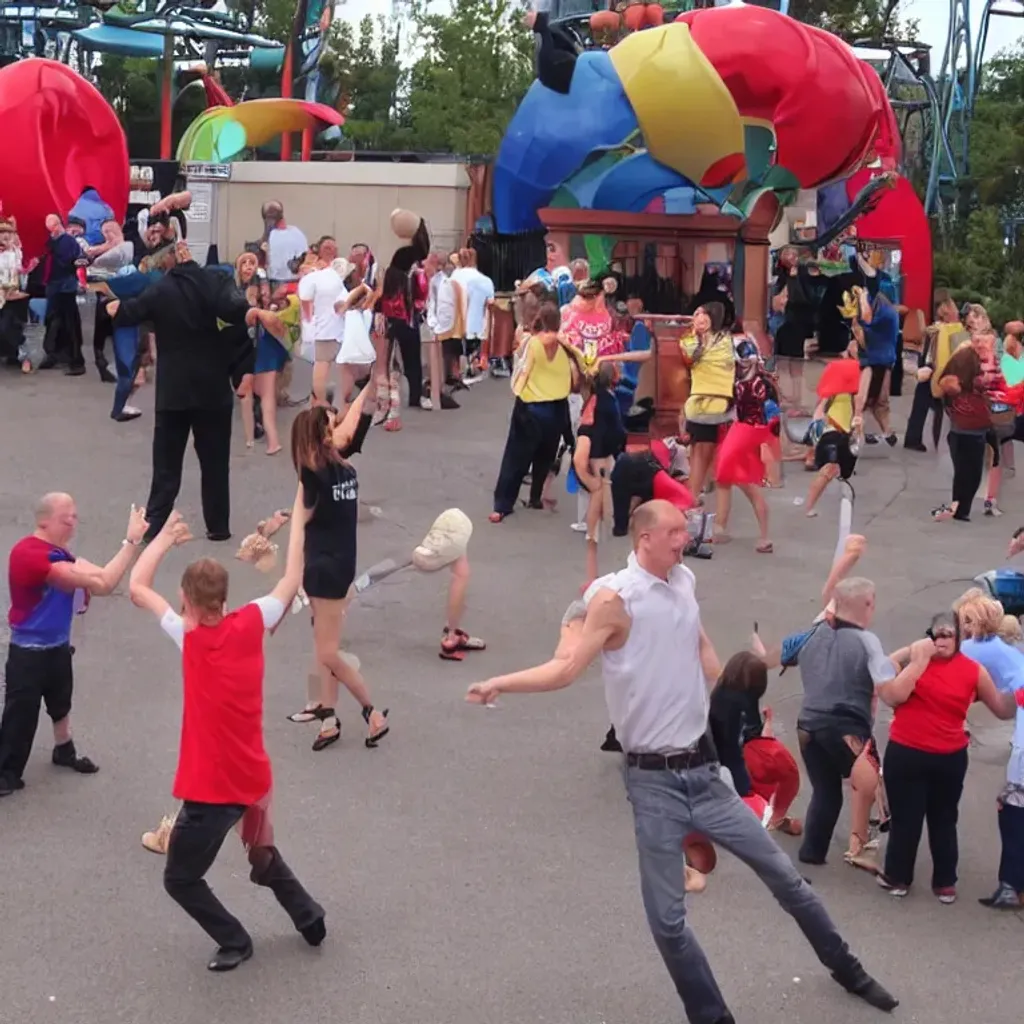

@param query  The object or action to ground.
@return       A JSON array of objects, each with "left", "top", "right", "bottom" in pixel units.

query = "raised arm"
[
  {"left": 823, "top": 533, "right": 866, "bottom": 607},
  {"left": 128, "top": 511, "right": 193, "bottom": 620},
  {"left": 49, "top": 505, "right": 149, "bottom": 596},
  {"left": 266, "top": 484, "right": 308, "bottom": 612},
  {"left": 467, "top": 590, "right": 627, "bottom": 703}
]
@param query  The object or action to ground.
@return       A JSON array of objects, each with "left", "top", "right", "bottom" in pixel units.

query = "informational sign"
[{"left": 182, "top": 162, "right": 231, "bottom": 181}]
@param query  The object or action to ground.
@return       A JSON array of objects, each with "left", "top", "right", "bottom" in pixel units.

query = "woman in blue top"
[
  {"left": 851, "top": 289, "right": 899, "bottom": 447},
  {"left": 954, "top": 589, "right": 1024, "bottom": 909}
]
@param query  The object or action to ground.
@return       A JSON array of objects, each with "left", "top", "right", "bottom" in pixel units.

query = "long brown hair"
[{"left": 291, "top": 407, "right": 339, "bottom": 473}]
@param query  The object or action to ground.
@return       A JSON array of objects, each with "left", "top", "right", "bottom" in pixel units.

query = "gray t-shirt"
[{"left": 785, "top": 620, "right": 896, "bottom": 735}]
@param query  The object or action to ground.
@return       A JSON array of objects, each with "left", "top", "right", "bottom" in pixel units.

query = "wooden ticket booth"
[{"left": 540, "top": 193, "right": 780, "bottom": 443}]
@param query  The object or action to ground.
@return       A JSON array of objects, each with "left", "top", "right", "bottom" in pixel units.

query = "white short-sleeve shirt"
[{"left": 297, "top": 266, "right": 344, "bottom": 343}]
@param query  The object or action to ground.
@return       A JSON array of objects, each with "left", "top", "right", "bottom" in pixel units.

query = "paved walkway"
[{"left": 0, "top": 362, "right": 1020, "bottom": 1024}]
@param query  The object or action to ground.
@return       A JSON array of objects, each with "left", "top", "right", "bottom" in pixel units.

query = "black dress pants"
[
  {"left": 904, "top": 379, "right": 943, "bottom": 449},
  {"left": 947, "top": 430, "right": 986, "bottom": 520},
  {"left": 42, "top": 291, "right": 84, "bottom": 370},
  {"left": 0, "top": 644, "right": 74, "bottom": 786},
  {"left": 164, "top": 801, "right": 323, "bottom": 952},
  {"left": 493, "top": 398, "right": 565, "bottom": 513},
  {"left": 93, "top": 297, "right": 113, "bottom": 373},
  {"left": 389, "top": 318, "right": 422, "bottom": 407},
  {"left": 882, "top": 740, "right": 968, "bottom": 889},
  {"left": 797, "top": 726, "right": 861, "bottom": 864},
  {"left": 146, "top": 406, "right": 233, "bottom": 541},
  {"left": 997, "top": 803, "right": 1024, "bottom": 892}
]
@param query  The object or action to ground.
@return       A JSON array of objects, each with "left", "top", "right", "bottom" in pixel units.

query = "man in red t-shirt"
[
  {"left": 1, "top": 494, "right": 148, "bottom": 798},
  {"left": 128, "top": 494, "right": 324, "bottom": 972}
]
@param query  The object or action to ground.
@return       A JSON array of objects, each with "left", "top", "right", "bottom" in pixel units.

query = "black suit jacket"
[{"left": 113, "top": 261, "right": 253, "bottom": 412}]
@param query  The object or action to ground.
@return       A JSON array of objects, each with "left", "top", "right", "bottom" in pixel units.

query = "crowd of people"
[{"left": 3, "top": 198, "right": 1024, "bottom": 1024}]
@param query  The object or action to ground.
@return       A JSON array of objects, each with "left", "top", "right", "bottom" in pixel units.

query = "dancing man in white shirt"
[{"left": 467, "top": 499, "right": 898, "bottom": 1024}]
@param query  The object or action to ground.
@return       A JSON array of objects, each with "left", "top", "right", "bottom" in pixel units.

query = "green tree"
[
  {"left": 788, "top": 0, "right": 917, "bottom": 40},
  {"left": 406, "top": 0, "right": 533, "bottom": 156}
]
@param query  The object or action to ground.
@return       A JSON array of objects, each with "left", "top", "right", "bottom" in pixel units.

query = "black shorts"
[
  {"left": 814, "top": 429, "right": 857, "bottom": 480},
  {"left": 5, "top": 643, "right": 74, "bottom": 722},
  {"left": 302, "top": 554, "right": 356, "bottom": 601},
  {"left": 688, "top": 420, "right": 725, "bottom": 444}
]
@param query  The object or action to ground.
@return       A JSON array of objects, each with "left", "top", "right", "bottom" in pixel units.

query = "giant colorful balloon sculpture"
[
  {"left": 0, "top": 58, "right": 128, "bottom": 260},
  {"left": 493, "top": 4, "right": 931, "bottom": 312}
]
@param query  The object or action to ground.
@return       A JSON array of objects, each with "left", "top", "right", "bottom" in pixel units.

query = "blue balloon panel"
[
  {"left": 589, "top": 152, "right": 692, "bottom": 213},
  {"left": 493, "top": 50, "right": 637, "bottom": 233}
]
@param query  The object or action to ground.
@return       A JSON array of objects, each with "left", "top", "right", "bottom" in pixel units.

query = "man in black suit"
[{"left": 109, "top": 240, "right": 274, "bottom": 542}]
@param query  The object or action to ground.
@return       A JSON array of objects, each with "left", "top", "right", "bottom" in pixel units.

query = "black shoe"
[
  {"left": 0, "top": 776, "right": 13, "bottom": 798},
  {"left": 978, "top": 882, "right": 1024, "bottom": 909},
  {"left": 600, "top": 727, "right": 623, "bottom": 753},
  {"left": 206, "top": 531, "right": 231, "bottom": 542},
  {"left": 903, "top": 442, "right": 927, "bottom": 452},
  {"left": 64, "top": 366, "right": 86, "bottom": 377},
  {"left": 832, "top": 962, "right": 898, "bottom": 1012},
  {"left": 301, "top": 917, "right": 327, "bottom": 947},
  {"left": 440, "top": 393, "right": 460, "bottom": 410},
  {"left": 38, "top": 357, "right": 60, "bottom": 370},
  {"left": 254, "top": 421, "right": 265, "bottom": 441},
  {"left": 98, "top": 367, "right": 116, "bottom": 383},
  {"left": 52, "top": 740, "right": 99, "bottom": 774},
  {"left": 207, "top": 943, "right": 254, "bottom": 972},
  {"left": 114, "top": 410, "right": 142, "bottom": 423},
  {"left": 797, "top": 851, "right": 827, "bottom": 865}
]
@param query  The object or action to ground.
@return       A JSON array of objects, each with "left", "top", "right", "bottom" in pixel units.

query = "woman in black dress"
[{"left": 289, "top": 388, "right": 390, "bottom": 750}]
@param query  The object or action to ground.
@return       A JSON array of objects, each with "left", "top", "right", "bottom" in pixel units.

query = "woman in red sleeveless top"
[{"left": 877, "top": 612, "right": 1013, "bottom": 901}]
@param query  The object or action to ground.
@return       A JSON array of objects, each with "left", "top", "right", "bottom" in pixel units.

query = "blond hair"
[
  {"left": 954, "top": 587, "right": 1004, "bottom": 638},
  {"left": 998, "top": 614, "right": 1023, "bottom": 644}
]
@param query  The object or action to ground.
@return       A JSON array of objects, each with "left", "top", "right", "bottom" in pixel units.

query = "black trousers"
[
  {"left": 164, "top": 801, "right": 323, "bottom": 951},
  {"left": 796, "top": 726, "right": 861, "bottom": 864},
  {"left": 94, "top": 297, "right": 113, "bottom": 372},
  {"left": 388, "top": 318, "right": 422, "bottom": 407},
  {"left": 947, "top": 431, "right": 986, "bottom": 520},
  {"left": 146, "top": 407, "right": 233, "bottom": 541},
  {"left": 0, "top": 644, "right": 74, "bottom": 785},
  {"left": 0, "top": 297, "right": 28, "bottom": 363},
  {"left": 493, "top": 398, "right": 565, "bottom": 513},
  {"left": 42, "top": 291, "right": 84, "bottom": 370},
  {"left": 882, "top": 740, "right": 968, "bottom": 889},
  {"left": 997, "top": 803, "right": 1024, "bottom": 892},
  {"left": 904, "top": 380, "right": 943, "bottom": 449}
]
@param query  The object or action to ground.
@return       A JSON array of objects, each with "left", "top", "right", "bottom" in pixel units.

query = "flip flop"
[
  {"left": 364, "top": 707, "right": 390, "bottom": 748},
  {"left": 287, "top": 703, "right": 323, "bottom": 724},
  {"left": 756, "top": 541, "right": 774, "bottom": 554}
]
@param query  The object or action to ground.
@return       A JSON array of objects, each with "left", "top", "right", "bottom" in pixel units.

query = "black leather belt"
[{"left": 626, "top": 734, "right": 717, "bottom": 771}]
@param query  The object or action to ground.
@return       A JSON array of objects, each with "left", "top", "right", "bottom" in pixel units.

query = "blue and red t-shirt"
[{"left": 8, "top": 536, "right": 77, "bottom": 648}]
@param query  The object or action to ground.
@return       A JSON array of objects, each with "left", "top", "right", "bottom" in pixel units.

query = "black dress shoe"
[
  {"left": 207, "top": 943, "right": 253, "bottom": 972},
  {"left": 38, "top": 357, "right": 59, "bottom": 370},
  {"left": 978, "top": 882, "right": 1024, "bottom": 909},
  {"left": 832, "top": 962, "right": 898, "bottom": 1012},
  {"left": 206, "top": 531, "right": 232, "bottom": 542},
  {"left": 98, "top": 367, "right": 116, "bottom": 383},
  {"left": 65, "top": 366, "right": 86, "bottom": 377},
  {"left": 903, "top": 442, "right": 927, "bottom": 453}
]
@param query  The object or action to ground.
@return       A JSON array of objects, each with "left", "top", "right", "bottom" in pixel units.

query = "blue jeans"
[
  {"left": 111, "top": 324, "right": 141, "bottom": 418},
  {"left": 626, "top": 763, "right": 855, "bottom": 1023}
]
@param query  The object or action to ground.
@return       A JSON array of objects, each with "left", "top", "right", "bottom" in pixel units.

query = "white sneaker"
[
  {"left": 570, "top": 521, "right": 588, "bottom": 533},
  {"left": 419, "top": 396, "right": 434, "bottom": 410},
  {"left": 122, "top": 404, "right": 142, "bottom": 416}
]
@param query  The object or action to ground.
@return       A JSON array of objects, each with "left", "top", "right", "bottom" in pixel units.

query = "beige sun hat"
[{"left": 412, "top": 509, "right": 473, "bottom": 572}]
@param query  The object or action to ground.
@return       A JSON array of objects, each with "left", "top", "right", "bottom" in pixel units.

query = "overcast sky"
[{"left": 336, "top": 0, "right": 1024, "bottom": 61}]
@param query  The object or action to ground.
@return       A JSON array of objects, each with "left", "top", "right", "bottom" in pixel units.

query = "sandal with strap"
[
  {"left": 287, "top": 702, "right": 323, "bottom": 724},
  {"left": 439, "top": 627, "right": 487, "bottom": 661},
  {"left": 312, "top": 709, "right": 341, "bottom": 752},
  {"left": 363, "top": 705, "right": 390, "bottom": 748}
]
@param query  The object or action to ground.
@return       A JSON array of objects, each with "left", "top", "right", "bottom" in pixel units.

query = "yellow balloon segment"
[{"left": 609, "top": 23, "right": 746, "bottom": 187}]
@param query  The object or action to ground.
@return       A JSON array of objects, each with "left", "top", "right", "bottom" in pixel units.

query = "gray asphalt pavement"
[{"left": 0, "top": 360, "right": 1021, "bottom": 1024}]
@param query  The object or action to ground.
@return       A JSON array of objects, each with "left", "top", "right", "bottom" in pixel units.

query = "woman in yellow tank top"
[
  {"left": 679, "top": 301, "right": 736, "bottom": 499},
  {"left": 491, "top": 301, "right": 577, "bottom": 522}
]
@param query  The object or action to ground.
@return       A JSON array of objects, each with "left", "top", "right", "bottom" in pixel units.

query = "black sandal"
[
  {"left": 287, "top": 702, "right": 323, "bottom": 723},
  {"left": 312, "top": 709, "right": 341, "bottom": 752},
  {"left": 363, "top": 705, "right": 390, "bottom": 748}
]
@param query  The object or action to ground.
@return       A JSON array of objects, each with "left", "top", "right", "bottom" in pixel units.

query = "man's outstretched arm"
[
  {"left": 265, "top": 484, "right": 308, "bottom": 617},
  {"left": 129, "top": 511, "right": 193, "bottom": 620}
]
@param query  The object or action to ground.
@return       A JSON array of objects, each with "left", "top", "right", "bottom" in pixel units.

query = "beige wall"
[{"left": 211, "top": 162, "right": 470, "bottom": 267}]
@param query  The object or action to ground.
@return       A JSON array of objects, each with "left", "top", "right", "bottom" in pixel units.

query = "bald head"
[
  {"left": 629, "top": 499, "right": 690, "bottom": 578},
  {"left": 629, "top": 499, "right": 679, "bottom": 546},
  {"left": 34, "top": 492, "right": 77, "bottom": 545}
]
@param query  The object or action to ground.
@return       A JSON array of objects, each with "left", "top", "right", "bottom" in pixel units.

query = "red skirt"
[
  {"left": 652, "top": 469, "right": 696, "bottom": 511},
  {"left": 716, "top": 421, "right": 772, "bottom": 486}
]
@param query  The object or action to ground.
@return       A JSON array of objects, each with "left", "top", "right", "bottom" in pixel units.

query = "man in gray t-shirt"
[{"left": 782, "top": 576, "right": 896, "bottom": 865}]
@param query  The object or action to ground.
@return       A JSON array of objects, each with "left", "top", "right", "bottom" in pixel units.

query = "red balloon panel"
[{"left": 0, "top": 59, "right": 128, "bottom": 259}]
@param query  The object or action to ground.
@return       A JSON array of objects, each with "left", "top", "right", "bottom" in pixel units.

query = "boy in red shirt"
[{"left": 128, "top": 492, "right": 324, "bottom": 971}]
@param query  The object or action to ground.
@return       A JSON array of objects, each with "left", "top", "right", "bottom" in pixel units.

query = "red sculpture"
[{"left": 0, "top": 59, "right": 129, "bottom": 259}]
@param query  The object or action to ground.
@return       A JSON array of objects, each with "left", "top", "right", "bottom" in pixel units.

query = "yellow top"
[
  {"left": 516, "top": 335, "right": 572, "bottom": 403},
  {"left": 681, "top": 331, "right": 735, "bottom": 420},
  {"left": 825, "top": 394, "right": 853, "bottom": 434},
  {"left": 930, "top": 321, "right": 970, "bottom": 398}
]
